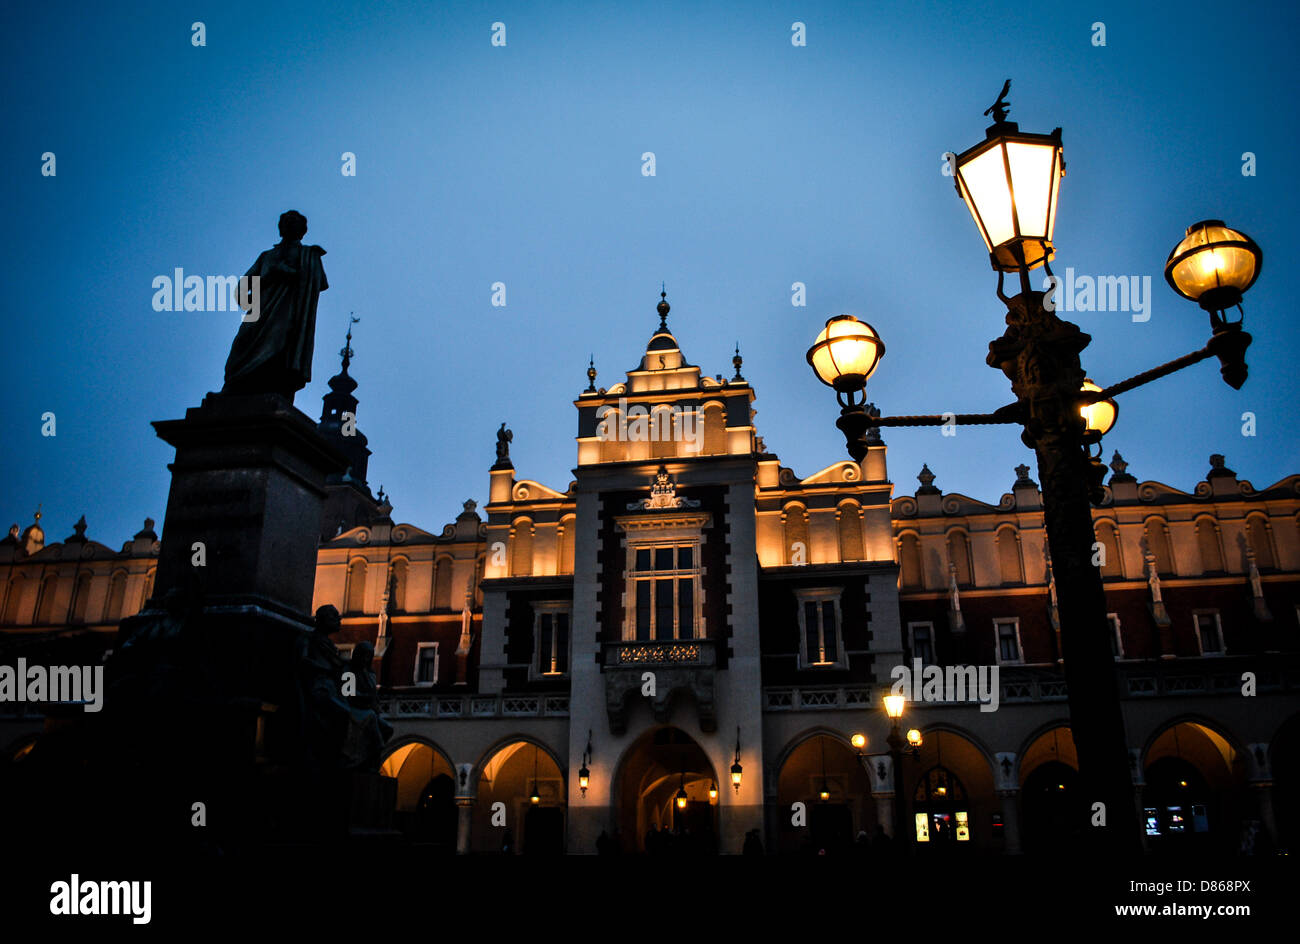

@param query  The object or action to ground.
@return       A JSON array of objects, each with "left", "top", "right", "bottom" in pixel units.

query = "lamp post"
[
  {"left": 811, "top": 81, "right": 1262, "bottom": 854},
  {"left": 855, "top": 697, "right": 923, "bottom": 852}
]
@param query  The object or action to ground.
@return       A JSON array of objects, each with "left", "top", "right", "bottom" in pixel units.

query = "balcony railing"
[
  {"left": 377, "top": 693, "right": 570, "bottom": 720},
  {"left": 763, "top": 687, "right": 875, "bottom": 710},
  {"left": 603, "top": 638, "right": 716, "bottom": 668}
]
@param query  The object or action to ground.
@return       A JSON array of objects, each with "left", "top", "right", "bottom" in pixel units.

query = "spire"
[
  {"left": 585, "top": 354, "right": 598, "bottom": 393},
  {"left": 732, "top": 342, "right": 744, "bottom": 381},
  {"left": 340, "top": 313, "right": 358, "bottom": 373},
  {"left": 319, "top": 315, "right": 371, "bottom": 487},
  {"left": 657, "top": 285, "right": 670, "bottom": 332}
]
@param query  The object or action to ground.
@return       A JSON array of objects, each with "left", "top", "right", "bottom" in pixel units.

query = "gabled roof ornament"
[{"left": 627, "top": 465, "right": 701, "bottom": 511}]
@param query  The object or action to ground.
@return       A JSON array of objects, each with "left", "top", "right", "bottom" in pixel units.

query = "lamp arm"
[
  {"left": 860, "top": 401, "right": 1022, "bottom": 428},
  {"left": 1095, "top": 347, "right": 1213, "bottom": 400}
]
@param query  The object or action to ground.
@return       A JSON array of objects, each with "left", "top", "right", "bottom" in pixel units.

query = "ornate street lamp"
[
  {"left": 806, "top": 79, "right": 1263, "bottom": 853},
  {"left": 951, "top": 80, "right": 1064, "bottom": 274},
  {"left": 731, "top": 727, "right": 744, "bottom": 793},
  {"left": 1164, "top": 220, "right": 1261, "bottom": 389},
  {"left": 578, "top": 730, "right": 592, "bottom": 798},
  {"left": 805, "top": 315, "right": 887, "bottom": 462},
  {"left": 676, "top": 773, "right": 688, "bottom": 811},
  {"left": 709, "top": 781, "right": 718, "bottom": 801}
]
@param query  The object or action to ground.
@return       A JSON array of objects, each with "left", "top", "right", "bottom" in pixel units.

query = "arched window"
[
  {"left": 390, "top": 558, "right": 409, "bottom": 613},
  {"left": 947, "top": 531, "right": 973, "bottom": 587},
  {"left": 784, "top": 506, "right": 809, "bottom": 565},
  {"left": 598, "top": 407, "right": 622, "bottom": 462},
  {"left": 2, "top": 576, "right": 24, "bottom": 624},
  {"left": 1094, "top": 521, "right": 1123, "bottom": 578},
  {"left": 104, "top": 571, "right": 128, "bottom": 621},
  {"left": 558, "top": 516, "right": 576, "bottom": 575},
  {"left": 702, "top": 403, "right": 726, "bottom": 456},
  {"left": 1246, "top": 515, "right": 1275, "bottom": 569},
  {"left": 899, "top": 533, "right": 924, "bottom": 589},
  {"left": 1145, "top": 519, "right": 1174, "bottom": 576},
  {"left": 345, "top": 558, "right": 368, "bottom": 614},
  {"left": 650, "top": 406, "right": 675, "bottom": 459},
  {"left": 433, "top": 556, "right": 454, "bottom": 609},
  {"left": 1196, "top": 518, "right": 1224, "bottom": 573},
  {"left": 838, "top": 503, "right": 864, "bottom": 562},
  {"left": 70, "top": 572, "right": 92, "bottom": 624},
  {"left": 996, "top": 527, "right": 1023, "bottom": 584},
  {"left": 35, "top": 575, "right": 59, "bottom": 624},
  {"left": 510, "top": 519, "right": 535, "bottom": 577}
]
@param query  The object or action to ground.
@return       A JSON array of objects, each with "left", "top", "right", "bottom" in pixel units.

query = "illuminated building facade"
[{"left": 3, "top": 295, "right": 1298, "bottom": 856}]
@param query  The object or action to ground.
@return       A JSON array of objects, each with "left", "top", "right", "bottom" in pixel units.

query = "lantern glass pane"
[
  {"left": 1006, "top": 141, "right": 1057, "bottom": 240},
  {"left": 810, "top": 319, "right": 881, "bottom": 385},
  {"left": 959, "top": 146, "right": 1015, "bottom": 248},
  {"left": 1170, "top": 227, "right": 1258, "bottom": 299}
]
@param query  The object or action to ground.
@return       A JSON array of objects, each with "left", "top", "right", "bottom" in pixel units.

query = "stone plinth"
[{"left": 151, "top": 392, "right": 348, "bottom": 618}]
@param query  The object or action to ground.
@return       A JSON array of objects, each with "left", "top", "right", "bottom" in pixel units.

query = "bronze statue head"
[
  {"left": 278, "top": 210, "right": 308, "bottom": 241},
  {"left": 313, "top": 603, "right": 341, "bottom": 636}
]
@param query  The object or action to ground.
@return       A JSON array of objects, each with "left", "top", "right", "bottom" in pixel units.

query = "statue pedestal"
[{"left": 150, "top": 392, "right": 347, "bottom": 617}]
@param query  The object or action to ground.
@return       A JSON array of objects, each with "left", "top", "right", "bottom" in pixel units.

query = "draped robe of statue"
[{"left": 222, "top": 238, "right": 328, "bottom": 398}]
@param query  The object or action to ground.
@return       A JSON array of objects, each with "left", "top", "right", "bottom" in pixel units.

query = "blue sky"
[{"left": 3, "top": 0, "right": 1297, "bottom": 546}]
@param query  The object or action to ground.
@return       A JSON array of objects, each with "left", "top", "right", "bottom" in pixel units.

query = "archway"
[
  {"left": 902, "top": 728, "right": 995, "bottom": 852},
  {"left": 615, "top": 727, "right": 718, "bottom": 855},
  {"left": 473, "top": 739, "right": 565, "bottom": 854},
  {"left": 1018, "top": 725, "right": 1083, "bottom": 853},
  {"left": 1270, "top": 714, "right": 1300, "bottom": 853},
  {"left": 775, "top": 732, "right": 875, "bottom": 855},
  {"left": 1142, "top": 720, "right": 1244, "bottom": 854},
  {"left": 380, "top": 740, "right": 457, "bottom": 849},
  {"left": 1021, "top": 762, "right": 1083, "bottom": 854}
]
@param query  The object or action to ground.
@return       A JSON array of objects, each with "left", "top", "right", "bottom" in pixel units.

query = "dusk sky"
[{"left": 4, "top": 0, "right": 1297, "bottom": 547}]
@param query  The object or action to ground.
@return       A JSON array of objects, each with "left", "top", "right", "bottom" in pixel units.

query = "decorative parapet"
[
  {"left": 602, "top": 639, "right": 716, "bottom": 734},
  {"left": 378, "top": 693, "right": 570, "bottom": 719}
]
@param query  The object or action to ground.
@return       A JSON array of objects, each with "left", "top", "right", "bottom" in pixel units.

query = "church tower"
[{"left": 318, "top": 318, "right": 383, "bottom": 540}]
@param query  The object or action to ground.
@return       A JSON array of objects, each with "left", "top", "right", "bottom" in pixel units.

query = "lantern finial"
[{"left": 984, "top": 79, "right": 1012, "bottom": 125}]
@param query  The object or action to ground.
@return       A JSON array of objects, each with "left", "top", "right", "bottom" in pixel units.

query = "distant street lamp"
[
  {"left": 731, "top": 727, "right": 744, "bottom": 793},
  {"left": 809, "top": 80, "right": 1263, "bottom": 854},
  {"left": 853, "top": 696, "right": 924, "bottom": 851}
]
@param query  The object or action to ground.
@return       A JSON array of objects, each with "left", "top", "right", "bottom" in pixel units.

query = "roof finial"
[
  {"left": 732, "top": 342, "right": 744, "bottom": 381},
  {"left": 657, "top": 285, "right": 670, "bottom": 331},
  {"left": 585, "top": 354, "right": 598, "bottom": 393},
  {"left": 985, "top": 79, "right": 1012, "bottom": 125},
  {"left": 340, "top": 314, "right": 360, "bottom": 371}
]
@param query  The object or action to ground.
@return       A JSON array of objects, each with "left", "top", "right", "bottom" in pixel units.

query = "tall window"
[
  {"left": 996, "top": 527, "right": 1023, "bottom": 584},
  {"left": 629, "top": 544, "right": 699, "bottom": 640},
  {"left": 909, "top": 621, "right": 936, "bottom": 665},
  {"left": 795, "top": 588, "right": 844, "bottom": 668},
  {"left": 994, "top": 618, "right": 1022, "bottom": 664},
  {"left": 838, "top": 504, "right": 864, "bottom": 563},
  {"left": 1246, "top": 515, "right": 1275, "bottom": 569},
  {"left": 389, "top": 558, "right": 408, "bottom": 613},
  {"left": 70, "top": 572, "right": 91, "bottom": 624},
  {"left": 414, "top": 642, "right": 440, "bottom": 685},
  {"left": 1145, "top": 519, "right": 1174, "bottom": 576},
  {"left": 35, "top": 575, "right": 59, "bottom": 624},
  {"left": 947, "top": 531, "right": 973, "bottom": 587},
  {"left": 1095, "top": 522, "right": 1123, "bottom": 578},
  {"left": 433, "top": 556, "right": 453, "bottom": 609},
  {"left": 345, "top": 558, "right": 367, "bottom": 614},
  {"left": 104, "top": 571, "right": 128, "bottom": 622},
  {"left": 899, "top": 533, "right": 924, "bottom": 589},
  {"left": 1196, "top": 518, "right": 1224, "bottom": 573},
  {"left": 1193, "top": 612, "right": 1224, "bottom": 656},
  {"left": 533, "top": 603, "right": 571, "bottom": 677}
]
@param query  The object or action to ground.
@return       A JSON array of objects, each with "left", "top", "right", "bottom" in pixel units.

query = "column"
[
  {"left": 455, "top": 797, "right": 474, "bottom": 855},
  {"left": 997, "top": 790, "right": 1022, "bottom": 854}
]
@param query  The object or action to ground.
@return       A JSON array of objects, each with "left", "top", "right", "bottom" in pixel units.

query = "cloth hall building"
[{"left": 3, "top": 296, "right": 1299, "bottom": 856}]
